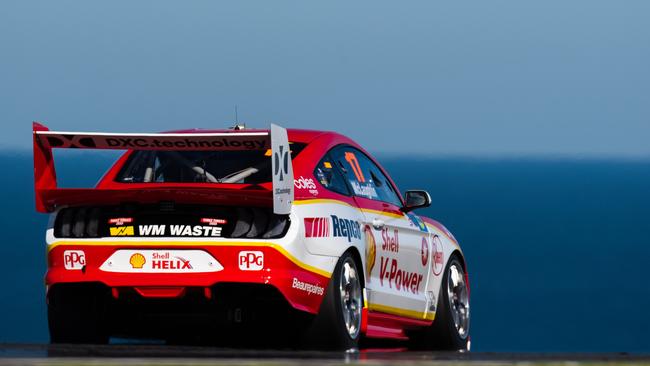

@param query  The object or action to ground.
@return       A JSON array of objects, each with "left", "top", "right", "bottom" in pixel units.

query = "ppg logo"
[
  {"left": 274, "top": 145, "right": 289, "bottom": 181},
  {"left": 238, "top": 251, "right": 264, "bottom": 271},
  {"left": 63, "top": 250, "right": 86, "bottom": 270}
]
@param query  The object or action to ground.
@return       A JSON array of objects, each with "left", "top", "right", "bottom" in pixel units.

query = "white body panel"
[{"left": 46, "top": 197, "right": 462, "bottom": 322}]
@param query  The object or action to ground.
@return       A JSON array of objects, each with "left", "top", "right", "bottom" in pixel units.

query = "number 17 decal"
[{"left": 345, "top": 152, "right": 365, "bottom": 182}]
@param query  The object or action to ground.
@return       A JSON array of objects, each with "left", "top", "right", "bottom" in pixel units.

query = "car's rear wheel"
[
  {"left": 48, "top": 284, "right": 110, "bottom": 344},
  {"left": 303, "top": 251, "right": 363, "bottom": 350},
  {"left": 409, "top": 255, "right": 470, "bottom": 351}
]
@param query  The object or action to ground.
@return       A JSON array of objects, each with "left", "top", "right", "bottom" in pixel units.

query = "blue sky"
[{"left": 1, "top": 0, "right": 649, "bottom": 157}]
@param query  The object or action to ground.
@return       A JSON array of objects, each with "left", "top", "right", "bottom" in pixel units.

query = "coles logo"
[
  {"left": 294, "top": 176, "right": 319, "bottom": 196},
  {"left": 63, "top": 250, "right": 86, "bottom": 270},
  {"left": 238, "top": 251, "right": 264, "bottom": 271},
  {"left": 294, "top": 176, "right": 317, "bottom": 190},
  {"left": 432, "top": 235, "right": 444, "bottom": 276}
]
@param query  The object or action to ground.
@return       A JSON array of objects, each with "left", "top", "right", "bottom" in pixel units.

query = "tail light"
[{"left": 54, "top": 207, "right": 100, "bottom": 238}]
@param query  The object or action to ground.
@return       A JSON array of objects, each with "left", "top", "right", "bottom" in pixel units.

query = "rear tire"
[
  {"left": 48, "top": 284, "right": 110, "bottom": 344},
  {"left": 302, "top": 251, "right": 363, "bottom": 350},
  {"left": 409, "top": 255, "right": 470, "bottom": 351}
]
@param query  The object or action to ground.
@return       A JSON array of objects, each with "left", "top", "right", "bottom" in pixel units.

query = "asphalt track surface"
[{"left": 1, "top": 344, "right": 650, "bottom": 366}]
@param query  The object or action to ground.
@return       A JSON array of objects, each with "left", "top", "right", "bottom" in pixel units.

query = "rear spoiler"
[{"left": 33, "top": 122, "right": 294, "bottom": 215}]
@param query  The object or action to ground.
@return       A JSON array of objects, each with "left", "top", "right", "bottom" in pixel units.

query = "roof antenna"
[{"left": 231, "top": 105, "right": 246, "bottom": 130}]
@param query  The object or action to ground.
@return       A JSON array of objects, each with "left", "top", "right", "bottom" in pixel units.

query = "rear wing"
[{"left": 32, "top": 122, "right": 294, "bottom": 214}]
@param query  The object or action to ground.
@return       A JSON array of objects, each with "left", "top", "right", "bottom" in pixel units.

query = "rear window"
[{"left": 116, "top": 144, "right": 305, "bottom": 184}]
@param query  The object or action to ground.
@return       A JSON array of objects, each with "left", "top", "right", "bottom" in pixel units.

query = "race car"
[{"left": 33, "top": 122, "right": 470, "bottom": 350}]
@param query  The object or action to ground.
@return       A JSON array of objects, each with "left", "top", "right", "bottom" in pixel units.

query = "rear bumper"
[{"left": 46, "top": 242, "right": 329, "bottom": 314}]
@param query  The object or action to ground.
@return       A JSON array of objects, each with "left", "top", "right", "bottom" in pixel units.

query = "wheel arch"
[
  {"left": 449, "top": 249, "right": 470, "bottom": 296},
  {"left": 343, "top": 245, "right": 366, "bottom": 288}
]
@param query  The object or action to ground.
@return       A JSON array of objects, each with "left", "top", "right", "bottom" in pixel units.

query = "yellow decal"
[
  {"left": 110, "top": 226, "right": 134, "bottom": 236},
  {"left": 129, "top": 253, "right": 146, "bottom": 268},
  {"left": 365, "top": 225, "right": 376, "bottom": 279},
  {"left": 323, "top": 161, "right": 332, "bottom": 169},
  {"left": 369, "top": 303, "right": 435, "bottom": 321}
]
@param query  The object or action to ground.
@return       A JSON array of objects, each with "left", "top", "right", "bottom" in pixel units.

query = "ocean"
[{"left": 2, "top": 151, "right": 649, "bottom": 352}]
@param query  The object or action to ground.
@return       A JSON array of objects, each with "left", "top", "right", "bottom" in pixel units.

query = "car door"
[{"left": 329, "top": 146, "right": 430, "bottom": 319}]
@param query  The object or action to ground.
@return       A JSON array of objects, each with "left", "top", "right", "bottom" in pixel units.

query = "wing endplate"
[{"left": 270, "top": 123, "right": 294, "bottom": 215}]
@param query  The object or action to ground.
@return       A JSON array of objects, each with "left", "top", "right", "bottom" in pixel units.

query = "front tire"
[
  {"left": 302, "top": 251, "right": 363, "bottom": 350},
  {"left": 410, "top": 255, "right": 470, "bottom": 351}
]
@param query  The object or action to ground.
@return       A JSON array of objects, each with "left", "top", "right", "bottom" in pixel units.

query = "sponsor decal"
[
  {"left": 421, "top": 237, "right": 429, "bottom": 266},
  {"left": 275, "top": 188, "right": 291, "bottom": 195},
  {"left": 200, "top": 218, "right": 227, "bottom": 226},
  {"left": 110, "top": 137, "right": 266, "bottom": 149},
  {"left": 238, "top": 251, "right": 264, "bottom": 271},
  {"left": 138, "top": 225, "right": 166, "bottom": 236},
  {"left": 110, "top": 226, "right": 134, "bottom": 236},
  {"left": 63, "top": 250, "right": 86, "bottom": 270},
  {"left": 111, "top": 224, "right": 223, "bottom": 237},
  {"left": 406, "top": 213, "right": 428, "bottom": 233},
  {"left": 101, "top": 250, "right": 221, "bottom": 273},
  {"left": 344, "top": 151, "right": 365, "bottom": 182},
  {"left": 304, "top": 215, "right": 361, "bottom": 242},
  {"left": 168, "top": 225, "right": 221, "bottom": 237},
  {"left": 108, "top": 217, "right": 133, "bottom": 226},
  {"left": 364, "top": 225, "right": 376, "bottom": 281},
  {"left": 350, "top": 181, "right": 378, "bottom": 199},
  {"left": 331, "top": 215, "right": 361, "bottom": 242},
  {"left": 294, "top": 176, "right": 319, "bottom": 196},
  {"left": 294, "top": 176, "right": 317, "bottom": 190},
  {"left": 292, "top": 277, "right": 324, "bottom": 296},
  {"left": 274, "top": 145, "right": 290, "bottom": 181},
  {"left": 432, "top": 235, "right": 444, "bottom": 276},
  {"left": 379, "top": 257, "right": 424, "bottom": 294},
  {"left": 129, "top": 253, "right": 146, "bottom": 269},
  {"left": 151, "top": 252, "right": 192, "bottom": 270},
  {"left": 381, "top": 228, "right": 399, "bottom": 253},
  {"left": 44, "top": 134, "right": 267, "bottom": 150},
  {"left": 304, "top": 217, "right": 330, "bottom": 238}
]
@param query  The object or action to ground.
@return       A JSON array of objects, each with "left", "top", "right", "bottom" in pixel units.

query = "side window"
[
  {"left": 314, "top": 153, "right": 350, "bottom": 196},
  {"left": 331, "top": 146, "right": 402, "bottom": 207}
]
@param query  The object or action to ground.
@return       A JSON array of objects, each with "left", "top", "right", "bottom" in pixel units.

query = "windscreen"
[{"left": 116, "top": 144, "right": 305, "bottom": 184}]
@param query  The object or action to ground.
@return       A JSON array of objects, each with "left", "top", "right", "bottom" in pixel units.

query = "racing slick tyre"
[
  {"left": 302, "top": 251, "right": 363, "bottom": 350},
  {"left": 409, "top": 255, "right": 470, "bottom": 351},
  {"left": 47, "top": 284, "right": 109, "bottom": 344}
]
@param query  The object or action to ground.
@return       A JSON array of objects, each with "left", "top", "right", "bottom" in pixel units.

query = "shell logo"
[
  {"left": 364, "top": 225, "right": 376, "bottom": 280},
  {"left": 129, "top": 253, "right": 146, "bottom": 269}
]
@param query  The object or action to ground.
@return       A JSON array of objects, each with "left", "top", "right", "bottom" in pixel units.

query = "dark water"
[{"left": 2, "top": 151, "right": 649, "bottom": 352}]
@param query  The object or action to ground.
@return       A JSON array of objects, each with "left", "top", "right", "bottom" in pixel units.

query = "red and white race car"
[{"left": 33, "top": 122, "right": 470, "bottom": 350}]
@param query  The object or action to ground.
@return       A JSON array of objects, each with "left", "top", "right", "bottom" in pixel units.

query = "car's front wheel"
[
  {"left": 410, "top": 255, "right": 470, "bottom": 351},
  {"left": 303, "top": 251, "right": 363, "bottom": 350}
]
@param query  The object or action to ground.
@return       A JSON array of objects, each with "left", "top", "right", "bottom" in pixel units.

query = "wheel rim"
[
  {"left": 446, "top": 263, "right": 470, "bottom": 339},
  {"left": 339, "top": 258, "right": 362, "bottom": 339}
]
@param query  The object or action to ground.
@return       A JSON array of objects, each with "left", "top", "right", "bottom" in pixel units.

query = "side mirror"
[{"left": 402, "top": 190, "right": 431, "bottom": 212}]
